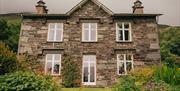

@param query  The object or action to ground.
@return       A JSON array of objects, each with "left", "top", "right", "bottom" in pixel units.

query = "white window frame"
[
  {"left": 45, "top": 54, "right": 61, "bottom": 76},
  {"left": 82, "top": 55, "right": 96, "bottom": 85},
  {"left": 117, "top": 54, "right": 134, "bottom": 75},
  {"left": 82, "top": 23, "right": 98, "bottom": 42},
  {"left": 116, "top": 22, "right": 132, "bottom": 42},
  {"left": 47, "top": 23, "right": 63, "bottom": 42}
]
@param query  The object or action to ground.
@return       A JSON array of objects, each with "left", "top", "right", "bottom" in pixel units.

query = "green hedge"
[{"left": 0, "top": 71, "right": 61, "bottom": 91}]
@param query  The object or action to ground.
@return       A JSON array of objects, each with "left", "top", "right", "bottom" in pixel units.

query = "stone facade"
[{"left": 18, "top": 0, "right": 161, "bottom": 87}]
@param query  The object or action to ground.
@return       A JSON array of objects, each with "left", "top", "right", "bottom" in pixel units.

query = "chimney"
[
  {"left": 35, "top": 0, "right": 48, "bottom": 14},
  {"left": 132, "top": 0, "right": 144, "bottom": 14}
]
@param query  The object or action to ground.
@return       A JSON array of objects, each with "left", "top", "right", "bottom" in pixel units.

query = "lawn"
[{"left": 62, "top": 88, "right": 112, "bottom": 91}]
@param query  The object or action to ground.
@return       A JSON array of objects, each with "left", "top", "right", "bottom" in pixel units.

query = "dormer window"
[
  {"left": 82, "top": 23, "right": 97, "bottom": 42},
  {"left": 116, "top": 22, "right": 132, "bottom": 42},
  {"left": 47, "top": 23, "right": 63, "bottom": 42}
]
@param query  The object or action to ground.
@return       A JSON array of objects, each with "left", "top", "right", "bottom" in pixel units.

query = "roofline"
[
  {"left": 22, "top": 14, "right": 69, "bottom": 19},
  {"left": 22, "top": 13, "right": 163, "bottom": 19},
  {"left": 66, "top": 0, "right": 114, "bottom": 15},
  {"left": 112, "top": 13, "right": 162, "bottom": 17}
]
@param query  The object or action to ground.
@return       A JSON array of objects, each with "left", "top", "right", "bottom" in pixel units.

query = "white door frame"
[{"left": 82, "top": 55, "right": 96, "bottom": 85}]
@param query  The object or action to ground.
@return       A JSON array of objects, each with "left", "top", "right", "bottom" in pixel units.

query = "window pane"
[
  {"left": 91, "top": 23, "right": 96, "bottom": 29},
  {"left": 46, "top": 62, "right": 52, "bottom": 74},
  {"left": 46, "top": 54, "right": 53, "bottom": 60},
  {"left": 48, "top": 30, "right": 55, "bottom": 41},
  {"left": 119, "top": 30, "right": 123, "bottom": 41},
  {"left": 125, "top": 30, "right": 129, "bottom": 41},
  {"left": 56, "top": 23, "right": 63, "bottom": 29},
  {"left": 124, "top": 23, "right": 129, "bottom": 29},
  {"left": 83, "top": 23, "right": 89, "bottom": 29},
  {"left": 118, "top": 54, "right": 124, "bottom": 60},
  {"left": 54, "top": 54, "right": 60, "bottom": 60},
  {"left": 117, "top": 23, "right": 123, "bottom": 29},
  {"left": 126, "top": 62, "right": 132, "bottom": 72},
  {"left": 90, "top": 29, "right": 96, "bottom": 41},
  {"left": 83, "top": 62, "right": 88, "bottom": 82},
  {"left": 49, "top": 24, "right": 55, "bottom": 29},
  {"left": 84, "top": 29, "right": 89, "bottom": 41},
  {"left": 90, "top": 63, "right": 95, "bottom": 82},
  {"left": 118, "top": 62, "right": 125, "bottom": 74},
  {"left": 126, "top": 54, "right": 132, "bottom": 60},
  {"left": 55, "top": 30, "right": 62, "bottom": 41},
  {"left": 53, "top": 62, "right": 60, "bottom": 74}
]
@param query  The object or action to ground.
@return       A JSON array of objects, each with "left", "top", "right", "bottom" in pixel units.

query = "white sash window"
[
  {"left": 48, "top": 23, "right": 63, "bottom": 42},
  {"left": 82, "top": 23, "right": 97, "bottom": 42}
]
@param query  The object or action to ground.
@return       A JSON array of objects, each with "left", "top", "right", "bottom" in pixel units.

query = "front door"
[{"left": 82, "top": 55, "right": 96, "bottom": 85}]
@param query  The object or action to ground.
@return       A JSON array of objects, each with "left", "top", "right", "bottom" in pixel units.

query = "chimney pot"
[
  {"left": 132, "top": 0, "right": 144, "bottom": 14},
  {"left": 35, "top": 0, "right": 48, "bottom": 14}
]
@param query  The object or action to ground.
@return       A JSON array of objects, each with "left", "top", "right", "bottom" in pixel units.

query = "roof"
[
  {"left": 23, "top": 0, "right": 162, "bottom": 19},
  {"left": 66, "top": 0, "right": 114, "bottom": 15}
]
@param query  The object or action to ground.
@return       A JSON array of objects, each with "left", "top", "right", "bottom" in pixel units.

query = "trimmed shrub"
[
  {"left": 0, "top": 41, "right": 17, "bottom": 75},
  {"left": 0, "top": 71, "right": 61, "bottom": 91}
]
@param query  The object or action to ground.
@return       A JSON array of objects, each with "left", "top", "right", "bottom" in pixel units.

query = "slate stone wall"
[{"left": 18, "top": 0, "right": 160, "bottom": 87}]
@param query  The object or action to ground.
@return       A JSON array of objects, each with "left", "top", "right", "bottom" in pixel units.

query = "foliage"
[
  {"left": 62, "top": 88, "right": 112, "bottom": 91},
  {"left": 144, "top": 79, "right": 171, "bottom": 91},
  {"left": 160, "top": 27, "right": 180, "bottom": 66},
  {"left": 0, "top": 18, "right": 20, "bottom": 52},
  {"left": 160, "top": 27, "right": 180, "bottom": 56},
  {"left": 62, "top": 55, "right": 81, "bottom": 87},
  {"left": 113, "top": 76, "right": 140, "bottom": 91},
  {"left": 129, "top": 67, "right": 154, "bottom": 87},
  {"left": 154, "top": 64, "right": 180, "bottom": 85},
  {"left": 0, "top": 71, "right": 61, "bottom": 91},
  {"left": 0, "top": 41, "right": 17, "bottom": 75}
]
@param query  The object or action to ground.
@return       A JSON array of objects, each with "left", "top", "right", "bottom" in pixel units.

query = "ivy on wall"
[{"left": 61, "top": 54, "right": 81, "bottom": 87}]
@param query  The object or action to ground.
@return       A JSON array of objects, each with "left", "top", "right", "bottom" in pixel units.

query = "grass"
[{"left": 62, "top": 88, "right": 112, "bottom": 91}]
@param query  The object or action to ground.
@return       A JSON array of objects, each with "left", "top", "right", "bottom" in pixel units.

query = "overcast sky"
[{"left": 0, "top": 0, "right": 180, "bottom": 26}]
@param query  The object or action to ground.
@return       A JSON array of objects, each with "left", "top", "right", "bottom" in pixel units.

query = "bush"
[
  {"left": 0, "top": 41, "right": 17, "bottom": 75},
  {"left": 144, "top": 79, "right": 171, "bottom": 91},
  {"left": 154, "top": 64, "right": 180, "bottom": 85},
  {"left": 113, "top": 76, "right": 140, "bottom": 91},
  {"left": 0, "top": 71, "right": 61, "bottom": 91},
  {"left": 130, "top": 67, "right": 154, "bottom": 87},
  {"left": 61, "top": 55, "right": 80, "bottom": 87}
]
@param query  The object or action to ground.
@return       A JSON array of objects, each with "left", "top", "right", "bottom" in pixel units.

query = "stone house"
[{"left": 18, "top": 0, "right": 161, "bottom": 87}]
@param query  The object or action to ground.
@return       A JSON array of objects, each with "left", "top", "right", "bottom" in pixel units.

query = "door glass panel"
[
  {"left": 118, "top": 62, "right": 125, "bottom": 74},
  {"left": 90, "top": 63, "right": 95, "bottom": 82},
  {"left": 83, "top": 62, "right": 88, "bottom": 82}
]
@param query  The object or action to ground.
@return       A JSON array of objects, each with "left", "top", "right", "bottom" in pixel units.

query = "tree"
[{"left": 0, "top": 41, "right": 17, "bottom": 75}]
